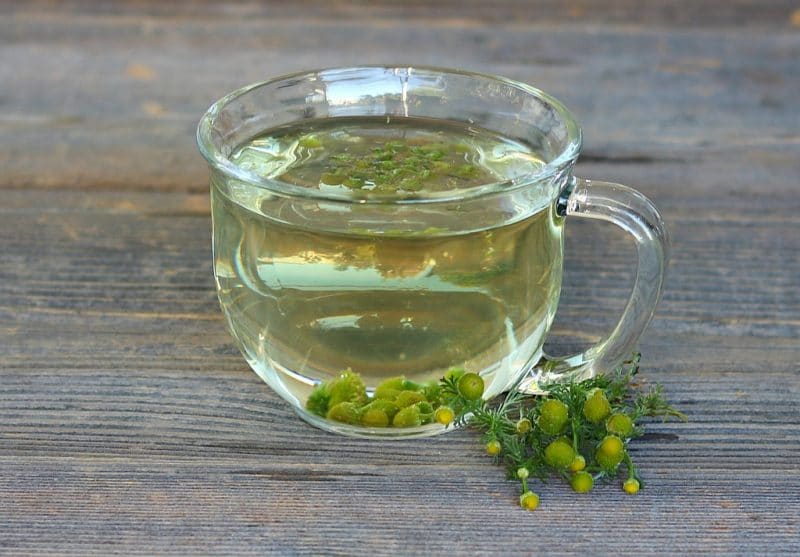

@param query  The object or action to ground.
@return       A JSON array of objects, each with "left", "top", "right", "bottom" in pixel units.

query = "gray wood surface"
[{"left": 1, "top": 1, "right": 799, "bottom": 555}]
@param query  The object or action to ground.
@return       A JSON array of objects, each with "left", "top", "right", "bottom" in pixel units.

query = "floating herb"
[{"left": 311, "top": 133, "right": 488, "bottom": 194}]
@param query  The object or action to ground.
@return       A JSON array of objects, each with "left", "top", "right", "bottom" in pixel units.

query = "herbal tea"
[
  {"left": 211, "top": 117, "right": 563, "bottom": 411},
  {"left": 200, "top": 67, "right": 670, "bottom": 438}
]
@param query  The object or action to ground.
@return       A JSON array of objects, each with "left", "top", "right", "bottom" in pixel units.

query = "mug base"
[{"left": 294, "top": 406, "right": 454, "bottom": 439}]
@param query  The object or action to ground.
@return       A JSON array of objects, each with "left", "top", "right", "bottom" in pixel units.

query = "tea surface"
[
  {"left": 212, "top": 117, "right": 563, "bottom": 410},
  {"left": 230, "top": 117, "right": 546, "bottom": 197}
]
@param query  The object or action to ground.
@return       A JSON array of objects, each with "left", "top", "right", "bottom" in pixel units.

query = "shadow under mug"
[{"left": 197, "top": 66, "right": 669, "bottom": 438}]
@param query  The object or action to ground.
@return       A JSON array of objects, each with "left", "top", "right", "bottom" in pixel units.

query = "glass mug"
[{"left": 197, "top": 66, "right": 668, "bottom": 438}]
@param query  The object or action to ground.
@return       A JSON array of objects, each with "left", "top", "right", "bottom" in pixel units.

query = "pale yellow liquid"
[{"left": 212, "top": 118, "right": 563, "bottom": 407}]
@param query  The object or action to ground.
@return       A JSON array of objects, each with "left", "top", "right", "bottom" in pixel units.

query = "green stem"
[
  {"left": 623, "top": 451, "right": 636, "bottom": 480},
  {"left": 571, "top": 414, "right": 580, "bottom": 451}
]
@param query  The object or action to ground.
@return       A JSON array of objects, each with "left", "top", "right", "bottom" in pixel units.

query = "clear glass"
[{"left": 197, "top": 66, "right": 669, "bottom": 438}]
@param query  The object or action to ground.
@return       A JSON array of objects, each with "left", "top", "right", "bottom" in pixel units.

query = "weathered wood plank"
[
  {"left": 2, "top": 0, "right": 800, "bottom": 27},
  {"left": 1, "top": 191, "right": 798, "bottom": 332},
  {"left": 0, "top": 16, "right": 798, "bottom": 192},
  {"left": 0, "top": 455, "right": 798, "bottom": 555}
]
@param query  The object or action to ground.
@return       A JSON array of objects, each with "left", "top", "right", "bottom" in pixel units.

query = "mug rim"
[{"left": 196, "top": 65, "right": 583, "bottom": 205}]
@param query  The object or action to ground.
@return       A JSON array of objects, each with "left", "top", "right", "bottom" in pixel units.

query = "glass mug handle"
[{"left": 521, "top": 177, "right": 670, "bottom": 392}]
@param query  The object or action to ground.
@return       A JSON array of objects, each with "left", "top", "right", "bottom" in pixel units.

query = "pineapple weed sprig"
[
  {"left": 306, "top": 353, "right": 686, "bottom": 510},
  {"left": 438, "top": 354, "right": 686, "bottom": 509}
]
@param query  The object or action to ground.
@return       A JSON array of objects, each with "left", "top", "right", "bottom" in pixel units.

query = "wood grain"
[
  {"left": 1, "top": 2, "right": 799, "bottom": 555},
  {"left": 2, "top": 0, "right": 800, "bottom": 27}
]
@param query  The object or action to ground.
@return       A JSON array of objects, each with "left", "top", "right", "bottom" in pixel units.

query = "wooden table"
[{"left": 2, "top": 1, "right": 799, "bottom": 554}]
